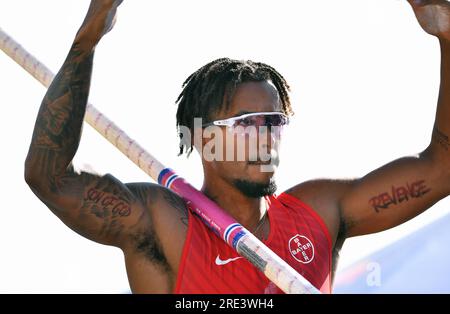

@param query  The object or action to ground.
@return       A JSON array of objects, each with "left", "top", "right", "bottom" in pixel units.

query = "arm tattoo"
[
  {"left": 81, "top": 179, "right": 132, "bottom": 238},
  {"left": 432, "top": 127, "right": 449, "bottom": 151},
  {"left": 161, "top": 188, "right": 189, "bottom": 226},
  {"left": 84, "top": 188, "right": 131, "bottom": 218},
  {"left": 24, "top": 41, "right": 162, "bottom": 248},
  {"left": 58, "top": 172, "right": 136, "bottom": 240},
  {"left": 368, "top": 179, "right": 431, "bottom": 213},
  {"left": 26, "top": 42, "right": 94, "bottom": 181}
]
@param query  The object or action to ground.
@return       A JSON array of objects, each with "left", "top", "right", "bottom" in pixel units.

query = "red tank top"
[{"left": 174, "top": 192, "right": 332, "bottom": 294}]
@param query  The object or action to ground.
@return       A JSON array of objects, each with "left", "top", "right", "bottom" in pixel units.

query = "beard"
[{"left": 232, "top": 178, "right": 277, "bottom": 198}]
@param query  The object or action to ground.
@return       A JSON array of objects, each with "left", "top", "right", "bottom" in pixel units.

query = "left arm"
[{"left": 340, "top": 0, "right": 450, "bottom": 237}]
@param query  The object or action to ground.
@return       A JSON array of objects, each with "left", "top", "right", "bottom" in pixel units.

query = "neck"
[{"left": 201, "top": 174, "right": 268, "bottom": 231}]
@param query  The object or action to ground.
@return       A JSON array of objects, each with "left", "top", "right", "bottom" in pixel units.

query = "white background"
[{"left": 1, "top": 0, "right": 449, "bottom": 293}]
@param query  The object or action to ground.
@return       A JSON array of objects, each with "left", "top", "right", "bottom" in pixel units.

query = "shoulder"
[
  {"left": 123, "top": 182, "right": 189, "bottom": 271},
  {"left": 124, "top": 182, "right": 189, "bottom": 241},
  {"left": 283, "top": 178, "right": 355, "bottom": 246},
  {"left": 125, "top": 182, "right": 186, "bottom": 210}
]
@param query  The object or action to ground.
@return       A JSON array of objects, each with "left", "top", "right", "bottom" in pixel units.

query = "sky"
[{"left": 1, "top": 0, "right": 449, "bottom": 293}]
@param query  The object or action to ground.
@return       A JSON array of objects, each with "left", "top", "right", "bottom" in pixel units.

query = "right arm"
[
  {"left": 24, "top": 1, "right": 155, "bottom": 249},
  {"left": 25, "top": 0, "right": 186, "bottom": 259}
]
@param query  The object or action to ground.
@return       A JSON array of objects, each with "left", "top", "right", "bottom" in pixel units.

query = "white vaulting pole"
[{"left": 0, "top": 28, "right": 321, "bottom": 294}]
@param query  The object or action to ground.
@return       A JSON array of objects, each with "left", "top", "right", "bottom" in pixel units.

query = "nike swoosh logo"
[{"left": 215, "top": 255, "right": 244, "bottom": 266}]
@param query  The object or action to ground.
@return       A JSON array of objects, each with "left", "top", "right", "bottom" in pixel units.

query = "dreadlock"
[{"left": 175, "top": 57, "right": 293, "bottom": 156}]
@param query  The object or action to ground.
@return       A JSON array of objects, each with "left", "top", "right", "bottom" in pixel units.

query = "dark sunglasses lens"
[{"left": 265, "top": 114, "right": 287, "bottom": 126}]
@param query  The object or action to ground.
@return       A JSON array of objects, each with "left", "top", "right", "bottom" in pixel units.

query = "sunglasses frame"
[{"left": 202, "top": 111, "right": 290, "bottom": 129}]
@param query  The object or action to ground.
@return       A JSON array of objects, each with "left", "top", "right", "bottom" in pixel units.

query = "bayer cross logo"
[{"left": 288, "top": 234, "right": 315, "bottom": 264}]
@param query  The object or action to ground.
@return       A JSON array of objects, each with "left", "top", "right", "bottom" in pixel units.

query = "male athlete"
[{"left": 25, "top": 0, "right": 450, "bottom": 293}]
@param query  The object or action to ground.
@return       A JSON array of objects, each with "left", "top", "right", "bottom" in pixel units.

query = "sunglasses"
[{"left": 202, "top": 112, "right": 290, "bottom": 132}]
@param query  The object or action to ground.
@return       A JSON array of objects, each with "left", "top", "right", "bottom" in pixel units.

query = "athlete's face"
[{"left": 199, "top": 80, "right": 284, "bottom": 197}]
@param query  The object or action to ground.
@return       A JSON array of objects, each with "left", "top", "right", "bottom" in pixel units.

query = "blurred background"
[{"left": 1, "top": 0, "right": 449, "bottom": 293}]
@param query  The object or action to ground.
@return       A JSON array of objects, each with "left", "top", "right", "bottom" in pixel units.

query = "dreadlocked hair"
[{"left": 175, "top": 57, "right": 293, "bottom": 156}]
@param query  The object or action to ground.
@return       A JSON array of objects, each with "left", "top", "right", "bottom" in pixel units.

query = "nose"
[
  {"left": 258, "top": 126, "right": 281, "bottom": 147},
  {"left": 256, "top": 126, "right": 278, "bottom": 161}
]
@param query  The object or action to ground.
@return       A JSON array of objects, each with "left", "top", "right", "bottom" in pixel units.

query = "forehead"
[{"left": 219, "top": 81, "right": 281, "bottom": 118}]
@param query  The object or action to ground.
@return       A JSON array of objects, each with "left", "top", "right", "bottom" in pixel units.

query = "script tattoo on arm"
[{"left": 368, "top": 180, "right": 431, "bottom": 213}]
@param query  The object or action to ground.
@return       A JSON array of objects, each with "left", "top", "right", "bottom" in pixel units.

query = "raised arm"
[
  {"left": 24, "top": 0, "right": 148, "bottom": 248},
  {"left": 338, "top": 0, "right": 450, "bottom": 237},
  {"left": 286, "top": 1, "right": 450, "bottom": 242}
]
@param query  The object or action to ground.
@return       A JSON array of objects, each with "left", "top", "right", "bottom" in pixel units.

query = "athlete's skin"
[{"left": 25, "top": 0, "right": 450, "bottom": 293}]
